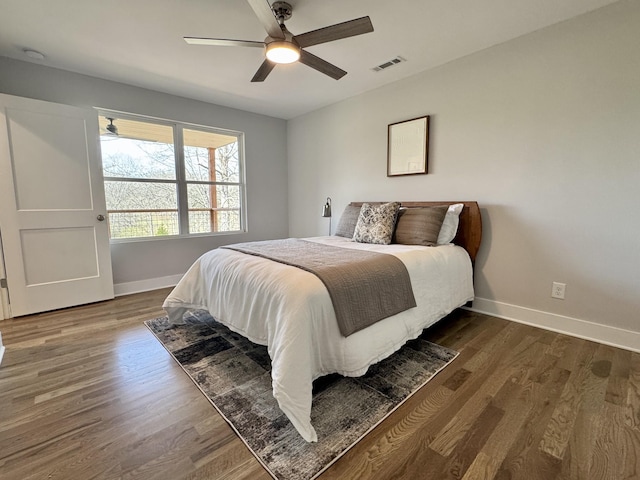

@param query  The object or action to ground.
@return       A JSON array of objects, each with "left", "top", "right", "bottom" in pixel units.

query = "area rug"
[{"left": 145, "top": 311, "right": 458, "bottom": 480}]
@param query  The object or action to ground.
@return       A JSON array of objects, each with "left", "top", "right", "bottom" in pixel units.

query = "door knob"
[{"left": 97, "top": 214, "right": 105, "bottom": 221}]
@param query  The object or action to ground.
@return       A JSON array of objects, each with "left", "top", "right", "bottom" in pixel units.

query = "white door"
[{"left": 0, "top": 94, "right": 113, "bottom": 317}]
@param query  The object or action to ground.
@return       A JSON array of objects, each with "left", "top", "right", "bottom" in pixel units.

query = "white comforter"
[{"left": 163, "top": 236, "right": 473, "bottom": 442}]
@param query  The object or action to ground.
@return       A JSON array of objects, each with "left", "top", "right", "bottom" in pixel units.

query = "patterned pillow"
[
  {"left": 353, "top": 202, "right": 401, "bottom": 245},
  {"left": 335, "top": 205, "right": 362, "bottom": 238},
  {"left": 394, "top": 206, "right": 448, "bottom": 246}
]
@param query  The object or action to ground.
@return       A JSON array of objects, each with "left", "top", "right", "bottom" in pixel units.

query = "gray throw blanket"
[{"left": 222, "top": 239, "right": 416, "bottom": 336}]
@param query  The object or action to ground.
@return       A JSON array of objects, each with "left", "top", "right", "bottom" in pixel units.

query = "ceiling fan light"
[{"left": 266, "top": 42, "right": 300, "bottom": 64}]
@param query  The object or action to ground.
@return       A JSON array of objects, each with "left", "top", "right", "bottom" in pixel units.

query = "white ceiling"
[{"left": 0, "top": 0, "right": 619, "bottom": 120}]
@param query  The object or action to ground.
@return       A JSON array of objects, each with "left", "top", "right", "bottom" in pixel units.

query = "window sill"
[{"left": 108, "top": 230, "right": 246, "bottom": 245}]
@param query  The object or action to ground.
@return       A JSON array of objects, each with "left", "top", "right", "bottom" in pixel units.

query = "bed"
[{"left": 163, "top": 201, "right": 482, "bottom": 442}]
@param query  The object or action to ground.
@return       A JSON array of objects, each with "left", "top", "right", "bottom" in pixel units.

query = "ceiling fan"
[{"left": 184, "top": 0, "right": 374, "bottom": 82}]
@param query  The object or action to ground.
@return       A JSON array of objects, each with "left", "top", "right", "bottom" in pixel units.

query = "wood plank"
[
  {"left": 430, "top": 332, "right": 542, "bottom": 457},
  {"left": 590, "top": 403, "right": 627, "bottom": 478},
  {"left": 461, "top": 380, "right": 537, "bottom": 480},
  {"left": 437, "top": 402, "right": 505, "bottom": 479},
  {"left": 495, "top": 365, "right": 571, "bottom": 479},
  {"left": 538, "top": 341, "right": 598, "bottom": 460},
  {"left": 625, "top": 353, "right": 640, "bottom": 428},
  {"left": 605, "top": 346, "right": 631, "bottom": 406},
  {"left": 559, "top": 343, "right": 611, "bottom": 478}
]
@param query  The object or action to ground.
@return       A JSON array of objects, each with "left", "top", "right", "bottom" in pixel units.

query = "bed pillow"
[
  {"left": 437, "top": 203, "right": 464, "bottom": 244},
  {"left": 394, "top": 206, "right": 448, "bottom": 246},
  {"left": 353, "top": 202, "right": 400, "bottom": 245},
  {"left": 334, "top": 205, "right": 362, "bottom": 238}
]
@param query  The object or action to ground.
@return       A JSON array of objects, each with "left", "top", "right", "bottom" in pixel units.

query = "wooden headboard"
[{"left": 348, "top": 201, "right": 482, "bottom": 264}]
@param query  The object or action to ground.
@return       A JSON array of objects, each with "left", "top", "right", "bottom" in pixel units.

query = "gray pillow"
[
  {"left": 335, "top": 205, "right": 362, "bottom": 238},
  {"left": 394, "top": 206, "right": 448, "bottom": 246},
  {"left": 353, "top": 202, "right": 401, "bottom": 245}
]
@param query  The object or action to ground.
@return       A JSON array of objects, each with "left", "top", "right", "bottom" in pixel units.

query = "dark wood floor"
[{"left": 1, "top": 289, "right": 638, "bottom": 479}]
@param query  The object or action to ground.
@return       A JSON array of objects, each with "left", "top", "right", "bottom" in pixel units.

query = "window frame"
[{"left": 97, "top": 110, "right": 247, "bottom": 243}]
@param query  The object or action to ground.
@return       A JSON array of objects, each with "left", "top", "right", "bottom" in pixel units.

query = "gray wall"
[
  {"left": 0, "top": 57, "right": 288, "bottom": 289},
  {"left": 287, "top": 1, "right": 640, "bottom": 344}
]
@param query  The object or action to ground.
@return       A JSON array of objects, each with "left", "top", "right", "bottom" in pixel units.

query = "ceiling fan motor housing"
[
  {"left": 271, "top": 1, "right": 293, "bottom": 23},
  {"left": 106, "top": 118, "right": 118, "bottom": 135}
]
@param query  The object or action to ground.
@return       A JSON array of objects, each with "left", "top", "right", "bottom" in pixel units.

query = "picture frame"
[{"left": 387, "top": 115, "right": 430, "bottom": 176}]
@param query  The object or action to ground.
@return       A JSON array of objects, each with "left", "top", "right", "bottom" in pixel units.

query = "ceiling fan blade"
[
  {"left": 294, "top": 16, "right": 373, "bottom": 48},
  {"left": 246, "top": 0, "right": 285, "bottom": 40},
  {"left": 251, "top": 59, "right": 277, "bottom": 82},
  {"left": 298, "top": 50, "right": 347, "bottom": 80},
  {"left": 184, "top": 37, "right": 264, "bottom": 48}
]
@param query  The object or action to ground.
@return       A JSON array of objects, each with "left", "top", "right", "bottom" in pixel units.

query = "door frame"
[{"left": 0, "top": 229, "right": 9, "bottom": 320}]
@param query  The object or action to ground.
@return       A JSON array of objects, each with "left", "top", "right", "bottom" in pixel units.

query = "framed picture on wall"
[{"left": 387, "top": 115, "right": 430, "bottom": 176}]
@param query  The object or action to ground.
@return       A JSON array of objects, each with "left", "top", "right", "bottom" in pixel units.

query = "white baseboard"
[
  {"left": 468, "top": 297, "right": 640, "bottom": 353},
  {"left": 113, "top": 274, "right": 183, "bottom": 297}
]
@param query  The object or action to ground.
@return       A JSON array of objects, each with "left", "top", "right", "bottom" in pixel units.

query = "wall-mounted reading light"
[{"left": 322, "top": 197, "right": 332, "bottom": 235}]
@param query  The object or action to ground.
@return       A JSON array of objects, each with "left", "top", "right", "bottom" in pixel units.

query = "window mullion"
[
  {"left": 174, "top": 125, "right": 189, "bottom": 235},
  {"left": 237, "top": 133, "right": 247, "bottom": 232}
]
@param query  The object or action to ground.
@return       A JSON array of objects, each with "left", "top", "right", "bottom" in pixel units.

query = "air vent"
[{"left": 372, "top": 56, "right": 406, "bottom": 72}]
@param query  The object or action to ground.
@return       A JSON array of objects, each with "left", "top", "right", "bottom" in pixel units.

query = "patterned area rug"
[{"left": 145, "top": 311, "right": 458, "bottom": 480}]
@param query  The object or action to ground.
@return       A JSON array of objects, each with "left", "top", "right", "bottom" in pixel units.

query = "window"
[{"left": 99, "top": 114, "right": 245, "bottom": 240}]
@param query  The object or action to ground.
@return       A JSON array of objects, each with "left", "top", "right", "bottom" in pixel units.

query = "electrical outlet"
[{"left": 552, "top": 282, "right": 566, "bottom": 299}]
